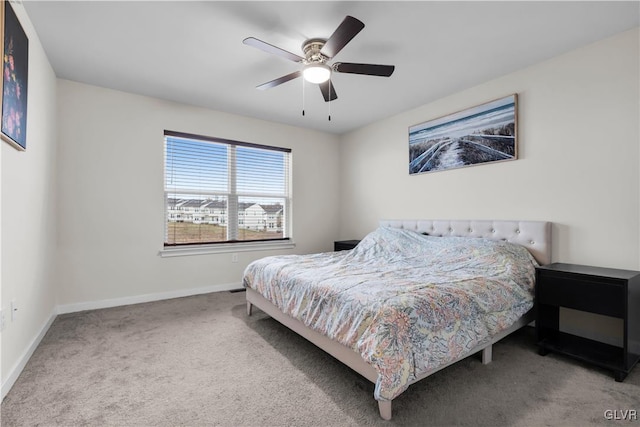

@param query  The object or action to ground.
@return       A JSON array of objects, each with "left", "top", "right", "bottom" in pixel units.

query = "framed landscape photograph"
[
  {"left": 409, "top": 94, "right": 517, "bottom": 175},
  {"left": 1, "top": 0, "right": 29, "bottom": 151}
]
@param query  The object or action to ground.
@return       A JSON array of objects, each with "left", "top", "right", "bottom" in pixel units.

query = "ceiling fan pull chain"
[
  {"left": 302, "top": 79, "right": 306, "bottom": 116},
  {"left": 328, "top": 85, "right": 331, "bottom": 121}
]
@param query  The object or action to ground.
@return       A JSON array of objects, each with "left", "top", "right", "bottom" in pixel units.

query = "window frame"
[{"left": 160, "top": 130, "right": 294, "bottom": 256}]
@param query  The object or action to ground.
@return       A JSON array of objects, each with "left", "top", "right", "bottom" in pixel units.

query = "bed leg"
[
  {"left": 482, "top": 345, "right": 492, "bottom": 364},
  {"left": 378, "top": 400, "right": 392, "bottom": 420},
  {"left": 247, "top": 301, "right": 253, "bottom": 316}
]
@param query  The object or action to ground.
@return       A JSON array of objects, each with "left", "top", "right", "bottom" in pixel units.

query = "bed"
[{"left": 244, "top": 219, "right": 551, "bottom": 420}]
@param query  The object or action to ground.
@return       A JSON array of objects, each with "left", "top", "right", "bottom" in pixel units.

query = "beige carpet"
[{"left": 2, "top": 291, "right": 639, "bottom": 426}]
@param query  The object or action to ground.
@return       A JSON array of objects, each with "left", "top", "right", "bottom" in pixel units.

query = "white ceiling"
[{"left": 23, "top": 1, "right": 639, "bottom": 135}]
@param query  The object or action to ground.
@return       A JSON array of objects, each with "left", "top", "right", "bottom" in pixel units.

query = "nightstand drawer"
[{"left": 537, "top": 274, "right": 625, "bottom": 317}]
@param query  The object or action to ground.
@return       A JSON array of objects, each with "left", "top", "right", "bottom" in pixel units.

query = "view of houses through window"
[
  {"left": 164, "top": 130, "right": 291, "bottom": 246},
  {"left": 166, "top": 197, "right": 285, "bottom": 244}
]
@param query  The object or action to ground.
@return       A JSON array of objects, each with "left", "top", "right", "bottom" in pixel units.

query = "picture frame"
[
  {"left": 1, "top": 0, "right": 29, "bottom": 151},
  {"left": 409, "top": 94, "right": 517, "bottom": 175}
]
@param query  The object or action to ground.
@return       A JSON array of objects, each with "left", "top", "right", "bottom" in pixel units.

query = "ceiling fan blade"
[
  {"left": 243, "top": 37, "right": 304, "bottom": 63},
  {"left": 320, "top": 16, "right": 365, "bottom": 59},
  {"left": 334, "top": 62, "right": 395, "bottom": 77},
  {"left": 319, "top": 80, "right": 338, "bottom": 102},
  {"left": 256, "top": 71, "right": 302, "bottom": 90}
]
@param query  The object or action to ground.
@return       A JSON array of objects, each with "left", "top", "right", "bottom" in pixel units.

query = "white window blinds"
[{"left": 164, "top": 130, "right": 291, "bottom": 246}]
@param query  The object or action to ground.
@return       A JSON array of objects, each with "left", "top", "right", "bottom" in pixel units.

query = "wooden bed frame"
[{"left": 246, "top": 219, "right": 552, "bottom": 420}]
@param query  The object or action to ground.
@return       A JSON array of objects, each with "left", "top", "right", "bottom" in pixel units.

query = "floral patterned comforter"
[{"left": 243, "top": 227, "right": 538, "bottom": 401}]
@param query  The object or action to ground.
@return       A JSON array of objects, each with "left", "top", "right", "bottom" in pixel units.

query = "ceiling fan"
[{"left": 243, "top": 16, "right": 395, "bottom": 103}]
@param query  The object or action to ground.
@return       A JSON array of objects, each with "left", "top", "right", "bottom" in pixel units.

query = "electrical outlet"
[
  {"left": 11, "top": 299, "right": 17, "bottom": 321},
  {"left": 231, "top": 253, "right": 238, "bottom": 263}
]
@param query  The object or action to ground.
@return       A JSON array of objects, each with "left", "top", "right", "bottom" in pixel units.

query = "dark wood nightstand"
[
  {"left": 535, "top": 263, "right": 640, "bottom": 381},
  {"left": 334, "top": 240, "right": 361, "bottom": 251}
]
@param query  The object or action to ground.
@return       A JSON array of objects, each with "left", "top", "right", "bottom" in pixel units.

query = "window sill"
[{"left": 158, "top": 240, "right": 296, "bottom": 258}]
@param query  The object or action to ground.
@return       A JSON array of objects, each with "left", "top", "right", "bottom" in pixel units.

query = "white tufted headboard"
[{"left": 379, "top": 219, "right": 552, "bottom": 265}]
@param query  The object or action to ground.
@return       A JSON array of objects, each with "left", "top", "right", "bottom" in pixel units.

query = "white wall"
[
  {"left": 1, "top": 2, "right": 58, "bottom": 396},
  {"left": 339, "top": 28, "right": 640, "bottom": 271},
  {"left": 56, "top": 80, "right": 341, "bottom": 309}
]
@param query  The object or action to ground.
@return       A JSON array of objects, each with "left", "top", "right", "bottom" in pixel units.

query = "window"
[{"left": 164, "top": 130, "right": 291, "bottom": 247}]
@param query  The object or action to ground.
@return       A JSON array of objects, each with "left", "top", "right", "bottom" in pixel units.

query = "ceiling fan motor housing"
[{"left": 302, "top": 38, "right": 328, "bottom": 64}]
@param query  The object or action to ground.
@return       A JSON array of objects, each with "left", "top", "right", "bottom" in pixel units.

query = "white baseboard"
[
  {"left": 56, "top": 282, "right": 243, "bottom": 315},
  {"left": 1, "top": 308, "right": 57, "bottom": 400},
  {"left": 2, "top": 282, "right": 242, "bottom": 399}
]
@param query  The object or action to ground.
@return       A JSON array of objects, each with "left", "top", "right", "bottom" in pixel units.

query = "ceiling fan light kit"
[
  {"left": 303, "top": 63, "right": 331, "bottom": 84},
  {"left": 243, "top": 15, "right": 395, "bottom": 113}
]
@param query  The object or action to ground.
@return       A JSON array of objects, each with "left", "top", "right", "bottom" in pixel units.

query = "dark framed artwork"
[
  {"left": 1, "top": 0, "right": 28, "bottom": 151},
  {"left": 409, "top": 94, "right": 517, "bottom": 175}
]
